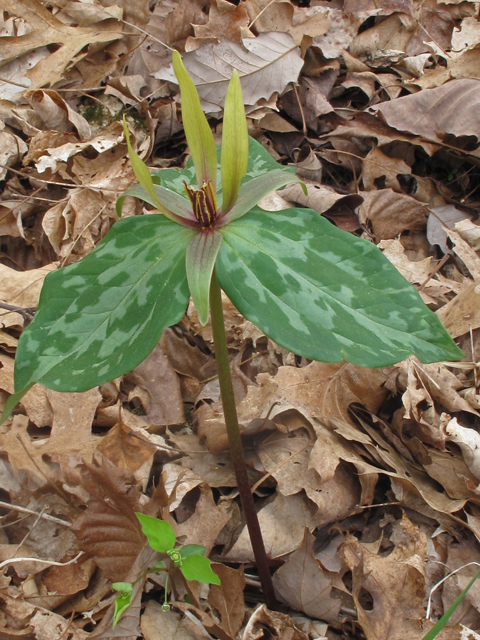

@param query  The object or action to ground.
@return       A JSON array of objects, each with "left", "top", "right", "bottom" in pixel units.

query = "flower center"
[{"left": 183, "top": 180, "right": 217, "bottom": 228}]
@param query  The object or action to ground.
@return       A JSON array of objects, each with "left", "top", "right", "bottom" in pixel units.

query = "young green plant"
[
  {"left": 111, "top": 514, "right": 220, "bottom": 627},
  {"left": 1, "top": 52, "right": 464, "bottom": 609}
]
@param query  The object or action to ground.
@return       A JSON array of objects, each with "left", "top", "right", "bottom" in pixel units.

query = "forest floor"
[{"left": 1, "top": 0, "right": 480, "bottom": 639}]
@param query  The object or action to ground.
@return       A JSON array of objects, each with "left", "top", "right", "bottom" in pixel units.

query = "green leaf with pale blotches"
[
  {"left": 180, "top": 554, "right": 220, "bottom": 585},
  {"left": 221, "top": 70, "right": 248, "bottom": 214},
  {"left": 10, "top": 216, "right": 194, "bottom": 398},
  {"left": 186, "top": 229, "right": 223, "bottom": 325},
  {"left": 217, "top": 207, "right": 464, "bottom": 367},
  {"left": 172, "top": 50, "right": 217, "bottom": 190},
  {"left": 221, "top": 169, "right": 303, "bottom": 224},
  {"left": 135, "top": 513, "right": 176, "bottom": 553}
]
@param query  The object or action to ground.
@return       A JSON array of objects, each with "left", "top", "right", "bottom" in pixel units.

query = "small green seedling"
[
  {"left": 1, "top": 50, "right": 464, "bottom": 608},
  {"left": 111, "top": 514, "right": 220, "bottom": 627}
]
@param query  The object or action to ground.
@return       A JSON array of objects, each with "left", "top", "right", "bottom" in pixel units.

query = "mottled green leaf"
[
  {"left": 180, "top": 544, "right": 206, "bottom": 558},
  {"left": 180, "top": 554, "right": 220, "bottom": 585},
  {"left": 13, "top": 216, "right": 194, "bottom": 395},
  {"left": 186, "top": 230, "right": 223, "bottom": 325},
  {"left": 217, "top": 208, "right": 464, "bottom": 367},
  {"left": 221, "top": 169, "right": 302, "bottom": 224},
  {"left": 172, "top": 50, "right": 217, "bottom": 190},
  {"left": 135, "top": 513, "right": 176, "bottom": 553},
  {"left": 221, "top": 70, "right": 248, "bottom": 214}
]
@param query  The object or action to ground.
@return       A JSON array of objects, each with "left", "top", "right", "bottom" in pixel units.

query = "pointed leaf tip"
[
  {"left": 172, "top": 51, "right": 217, "bottom": 191},
  {"left": 122, "top": 116, "right": 177, "bottom": 220},
  {"left": 221, "top": 69, "right": 248, "bottom": 214},
  {"left": 135, "top": 513, "right": 176, "bottom": 553}
]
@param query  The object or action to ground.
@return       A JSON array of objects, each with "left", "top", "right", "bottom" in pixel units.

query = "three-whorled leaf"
[
  {"left": 216, "top": 207, "right": 463, "bottom": 367},
  {"left": 11, "top": 216, "right": 194, "bottom": 402}
]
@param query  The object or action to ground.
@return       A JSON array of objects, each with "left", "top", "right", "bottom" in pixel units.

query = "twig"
[
  {"left": 0, "top": 500, "right": 72, "bottom": 527},
  {"left": 251, "top": 440, "right": 311, "bottom": 494},
  {"left": 13, "top": 506, "right": 47, "bottom": 557},
  {"left": 249, "top": 0, "right": 277, "bottom": 29},
  {"left": 293, "top": 84, "right": 307, "bottom": 137},
  {"left": 0, "top": 303, "right": 36, "bottom": 324},
  {"left": 0, "top": 551, "right": 83, "bottom": 571}
]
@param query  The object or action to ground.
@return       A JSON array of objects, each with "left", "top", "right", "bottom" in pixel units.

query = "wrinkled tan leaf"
[
  {"left": 246, "top": 1, "right": 328, "bottom": 46},
  {"left": 0, "top": 0, "right": 123, "bottom": 89},
  {"left": 273, "top": 529, "right": 341, "bottom": 623},
  {"left": 208, "top": 564, "right": 245, "bottom": 638},
  {"left": 157, "top": 32, "right": 303, "bottom": 113},
  {"left": 243, "top": 604, "right": 308, "bottom": 640},
  {"left": 175, "top": 484, "right": 231, "bottom": 553},
  {"left": 126, "top": 343, "right": 185, "bottom": 426},
  {"left": 437, "top": 281, "right": 480, "bottom": 338},
  {"left": 372, "top": 79, "right": 480, "bottom": 151},
  {"left": 225, "top": 492, "right": 316, "bottom": 562},
  {"left": 192, "top": 0, "right": 251, "bottom": 44},
  {"left": 97, "top": 416, "right": 156, "bottom": 474},
  {"left": 341, "top": 514, "right": 430, "bottom": 640}
]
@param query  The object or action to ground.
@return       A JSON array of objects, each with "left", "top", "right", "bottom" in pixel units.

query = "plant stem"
[{"left": 209, "top": 269, "right": 277, "bottom": 610}]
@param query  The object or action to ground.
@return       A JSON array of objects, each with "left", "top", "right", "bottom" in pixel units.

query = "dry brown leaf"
[
  {"left": 0, "top": 262, "right": 56, "bottom": 329},
  {"left": 175, "top": 484, "right": 231, "bottom": 553},
  {"left": 359, "top": 190, "right": 430, "bottom": 239},
  {"left": 372, "top": 79, "right": 480, "bottom": 152},
  {"left": 192, "top": 0, "right": 251, "bottom": 43},
  {"left": 225, "top": 492, "right": 316, "bottom": 562},
  {"left": 246, "top": 1, "right": 329, "bottom": 46},
  {"left": 273, "top": 529, "right": 341, "bottom": 623},
  {"left": 156, "top": 32, "right": 303, "bottom": 113},
  {"left": 341, "top": 514, "right": 430, "bottom": 640},
  {"left": 0, "top": 353, "right": 52, "bottom": 427},
  {"left": 444, "top": 227, "right": 480, "bottom": 280},
  {"left": 141, "top": 600, "right": 210, "bottom": 640},
  {"left": 197, "top": 361, "right": 388, "bottom": 452},
  {"left": 344, "top": 0, "right": 413, "bottom": 14},
  {"left": 164, "top": 0, "right": 209, "bottom": 52},
  {"left": 243, "top": 604, "right": 308, "bottom": 640},
  {"left": 257, "top": 429, "right": 313, "bottom": 497},
  {"left": 25, "top": 90, "right": 90, "bottom": 140},
  {"left": 208, "top": 564, "right": 245, "bottom": 639},
  {"left": 0, "top": 591, "right": 89, "bottom": 640},
  {"left": 361, "top": 145, "right": 412, "bottom": 192},
  {"left": 437, "top": 280, "right": 480, "bottom": 338},
  {"left": 125, "top": 343, "right": 185, "bottom": 426},
  {"left": 97, "top": 416, "right": 156, "bottom": 474},
  {"left": 0, "top": 125, "right": 28, "bottom": 181},
  {"left": 0, "top": 0, "right": 123, "bottom": 89},
  {"left": 281, "top": 182, "right": 362, "bottom": 217},
  {"left": 72, "top": 458, "right": 146, "bottom": 582}
]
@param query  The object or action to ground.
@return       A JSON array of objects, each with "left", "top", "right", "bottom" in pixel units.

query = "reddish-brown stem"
[{"left": 209, "top": 269, "right": 277, "bottom": 610}]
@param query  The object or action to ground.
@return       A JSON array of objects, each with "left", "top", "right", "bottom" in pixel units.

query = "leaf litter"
[{"left": 2, "top": 0, "right": 480, "bottom": 639}]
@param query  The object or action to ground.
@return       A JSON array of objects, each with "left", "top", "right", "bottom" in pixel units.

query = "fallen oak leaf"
[
  {"left": 0, "top": 0, "right": 124, "bottom": 89},
  {"left": 273, "top": 529, "right": 341, "bottom": 624},
  {"left": 156, "top": 32, "right": 303, "bottom": 113}
]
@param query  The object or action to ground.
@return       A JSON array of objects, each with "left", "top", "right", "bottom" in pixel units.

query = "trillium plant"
[{"left": 2, "top": 52, "right": 463, "bottom": 609}]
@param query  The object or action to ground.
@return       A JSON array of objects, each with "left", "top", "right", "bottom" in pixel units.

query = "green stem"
[{"left": 209, "top": 269, "right": 277, "bottom": 610}]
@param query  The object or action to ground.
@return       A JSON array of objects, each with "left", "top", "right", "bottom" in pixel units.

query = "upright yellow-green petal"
[
  {"left": 122, "top": 117, "right": 178, "bottom": 220},
  {"left": 221, "top": 70, "right": 248, "bottom": 215},
  {"left": 172, "top": 50, "right": 217, "bottom": 191}
]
